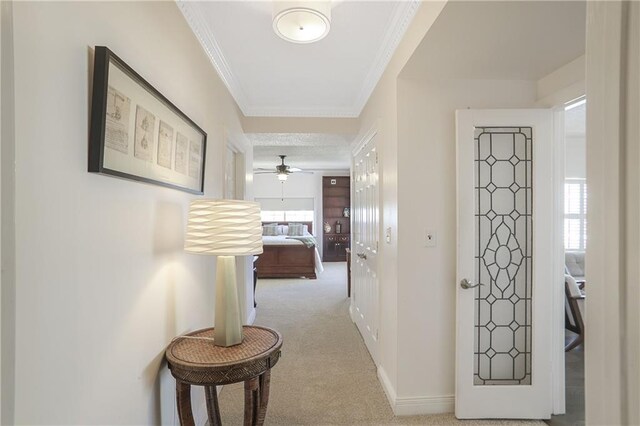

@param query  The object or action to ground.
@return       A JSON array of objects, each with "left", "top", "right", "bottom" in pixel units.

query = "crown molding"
[
  {"left": 177, "top": 1, "right": 250, "bottom": 113},
  {"left": 353, "top": 0, "right": 421, "bottom": 116},
  {"left": 179, "top": 0, "right": 420, "bottom": 118},
  {"left": 243, "top": 105, "right": 358, "bottom": 118}
]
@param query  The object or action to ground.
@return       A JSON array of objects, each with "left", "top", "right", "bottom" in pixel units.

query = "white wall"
[
  {"left": 356, "top": 0, "right": 587, "bottom": 412},
  {"left": 536, "top": 55, "right": 585, "bottom": 108},
  {"left": 10, "top": 2, "right": 248, "bottom": 424},
  {"left": 395, "top": 78, "right": 537, "bottom": 403},
  {"left": 585, "top": 2, "right": 640, "bottom": 423},
  {"left": 356, "top": 1, "right": 448, "bottom": 410},
  {"left": 565, "top": 136, "right": 586, "bottom": 179},
  {"left": 253, "top": 171, "right": 349, "bottom": 258}
]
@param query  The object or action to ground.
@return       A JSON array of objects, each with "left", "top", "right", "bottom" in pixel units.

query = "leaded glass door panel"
[{"left": 455, "top": 110, "right": 554, "bottom": 419}]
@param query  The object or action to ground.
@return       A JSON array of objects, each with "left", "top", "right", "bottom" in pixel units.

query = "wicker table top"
[{"left": 166, "top": 326, "right": 283, "bottom": 386}]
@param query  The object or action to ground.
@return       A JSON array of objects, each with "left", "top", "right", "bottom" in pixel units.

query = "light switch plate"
[
  {"left": 425, "top": 230, "right": 437, "bottom": 247},
  {"left": 386, "top": 227, "right": 392, "bottom": 244}
]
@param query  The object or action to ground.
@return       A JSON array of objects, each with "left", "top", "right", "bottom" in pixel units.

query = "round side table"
[{"left": 165, "top": 326, "right": 283, "bottom": 426}]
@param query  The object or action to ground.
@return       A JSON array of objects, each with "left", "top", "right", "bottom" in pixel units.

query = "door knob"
[{"left": 460, "top": 278, "right": 483, "bottom": 289}]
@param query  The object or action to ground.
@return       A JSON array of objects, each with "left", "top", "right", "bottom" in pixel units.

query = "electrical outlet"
[
  {"left": 425, "top": 230, "right": 437, "bottom": 247},
  {"left": 385, "top": 227, "right": 392, "bottom": 244}
]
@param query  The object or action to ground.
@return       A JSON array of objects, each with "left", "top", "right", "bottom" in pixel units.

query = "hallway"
[{"left": 218, "top": 263, "right": 546, "bottom": 425}]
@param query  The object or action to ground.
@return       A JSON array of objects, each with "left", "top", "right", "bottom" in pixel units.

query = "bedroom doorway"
[
  {"left": 547, "top": 97, "right": 586, "bottom": 425},
  {"left": 351, "top": 128, "right": 379, "bottom": 362}
]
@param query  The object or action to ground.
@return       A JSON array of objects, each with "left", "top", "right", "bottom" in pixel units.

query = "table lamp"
[{"left": 185, "top": 199, "right": 263, "bottom": 347}]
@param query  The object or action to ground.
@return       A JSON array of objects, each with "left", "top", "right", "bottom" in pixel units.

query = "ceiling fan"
[{"left": 254, "top": 155, "right": 310, "bottom": 181}]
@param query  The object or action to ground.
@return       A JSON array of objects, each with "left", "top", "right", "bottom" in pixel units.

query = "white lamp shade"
[
  {"left": 273, "top": 1, "right": 331, "bottom": 44},
  {"left": 185, "top": 199, "right": 263, "bottom": 256}
]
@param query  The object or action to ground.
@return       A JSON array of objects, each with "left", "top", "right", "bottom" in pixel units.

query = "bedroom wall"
[
  {"left": 253, "top": 171, "right": 349, "bottom": 258},
  {"left": 10, "top": 2, "right": 248, "bottom": 424}
]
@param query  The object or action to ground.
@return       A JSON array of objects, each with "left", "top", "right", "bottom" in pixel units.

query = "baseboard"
[
  {"left": 377, "top": 366, "right": 397, "bottom": 409},
  {"left": 394, "top": 394, "right": 454, "bottom": 416},
  {"left": 247, "top": 307, "right": 256, "bottom": 325},
  {"left": 348, "top": 304, "right": 355, "bottom": 323},
  {"left": 377, "top": 367, "right": 453, "bottom": 416}
]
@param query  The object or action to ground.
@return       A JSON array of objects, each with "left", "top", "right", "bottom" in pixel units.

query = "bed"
[{"left": 256, "top": 221, "right": 324, "bottom": 279}]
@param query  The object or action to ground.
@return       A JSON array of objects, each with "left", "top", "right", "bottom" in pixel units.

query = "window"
[
  {"left": 256, "top": 197, "right": 315, "bottom": 225},
  {"left": 564, "top": 178, "right": 587, "bottom": 250},
  {"left": 260, "top": 210, "right": 314, "bottom": 222}
]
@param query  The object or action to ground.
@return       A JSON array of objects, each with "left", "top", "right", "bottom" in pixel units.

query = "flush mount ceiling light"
[{"left": 273, "top": 1, "right": 331, "bottom": 44}]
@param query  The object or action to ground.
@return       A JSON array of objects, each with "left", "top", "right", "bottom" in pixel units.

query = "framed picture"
[{"left": 89, "top": 46, "right": 207, "bottom": 194}]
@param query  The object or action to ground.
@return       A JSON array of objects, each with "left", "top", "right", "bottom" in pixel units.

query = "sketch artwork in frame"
[{"left": 89, "top": 46, "right": 207, "bottom": 194}]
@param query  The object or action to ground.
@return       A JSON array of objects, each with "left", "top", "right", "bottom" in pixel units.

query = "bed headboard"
[{"left": 262, "top": 221, "right": 313, "bottom": 234}]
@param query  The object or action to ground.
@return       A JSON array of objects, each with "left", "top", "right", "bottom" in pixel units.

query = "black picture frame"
[{"left": 89, "top": 46, "right": 207, "bottom": 194}]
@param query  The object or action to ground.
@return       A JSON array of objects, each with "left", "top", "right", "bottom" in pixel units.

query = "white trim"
[
  {"left": 244, "top": 105, "right": 358, "bottom": 118},
  {"left": 351, "top": 121, "right": 378, "bottom": 157},
  {"left": 177, "top": 1, "right": 250, "bottom": 113},
  {"left": 551, "top": 106, "right": 566, "bottom": 415},
  {"left": 352, "top": 0, "right": 421, "bottom": 116},
  {"left": 394, "top": 395, "right": 455, "bottom": 416},
  {"left": 585, "top": 2, "right": 629, "bottom": 423},
  {"left": 377, "top": 367, "right": 454, "bottom": 416},
  {"left": 178, "top": 1, "right": 420, "bottom": 118},
  {"left": 377, "top": 366, "right": 396, "bottom": 411}
]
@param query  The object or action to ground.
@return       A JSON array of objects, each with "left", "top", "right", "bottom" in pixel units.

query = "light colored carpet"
[{"left": 218, "top": 262, "right": 545, "bottom": 426}]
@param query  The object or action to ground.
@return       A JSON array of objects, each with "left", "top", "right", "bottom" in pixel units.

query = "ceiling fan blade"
[
  {"left": 254, "top": 171, "right": 276, "bottom": 174},
  {"left": 254, "top": 168, "right": 274, "bottom": 171},
  {"left": 288, "top": 167, "right": 303, "bottom": 172}
]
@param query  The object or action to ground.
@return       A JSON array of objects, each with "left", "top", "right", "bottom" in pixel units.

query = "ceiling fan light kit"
[
  {"left": 273, "top": 1, "right": 331, "bottom": 44},
  {"left": 255, "top": 155, "right": 313, "bottom": 181}
]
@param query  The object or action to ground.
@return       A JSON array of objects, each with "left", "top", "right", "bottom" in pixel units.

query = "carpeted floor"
[{"left": 218, "top": 262, "right": 546, "bottom": 425}]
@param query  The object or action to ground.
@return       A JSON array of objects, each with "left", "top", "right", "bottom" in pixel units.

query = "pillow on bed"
[
  {"left": 287, "top": 223, "right": 305, "bottom": 236},
  {"left": 278, "top": 225, "right": 288, "bottom": 235},
  {"left": 262, "top": 224, "right": 278, "bottom": 236}
]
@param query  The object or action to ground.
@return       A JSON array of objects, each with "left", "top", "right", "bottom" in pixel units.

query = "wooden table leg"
[
  {"left": 205, "top": 385, "right": 222, "bottom": 426},
  {"left": 255, "top": 370, "right": 272, "bottom": 426},
  {"left": 176, "top": 380, "right": 195, "bottom": 426},
  {"left": 244, "top": 376, "right": 259, "bottom": 426}
]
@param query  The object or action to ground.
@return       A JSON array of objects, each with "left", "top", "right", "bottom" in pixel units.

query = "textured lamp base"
[{"left": 214, "top": 256, "right": 243, "bottom": 347}]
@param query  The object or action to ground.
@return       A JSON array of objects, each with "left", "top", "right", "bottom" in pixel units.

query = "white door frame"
[
  {"left": 550, "top": 105, "right": 566, "bottom": 416},
  {"left": 585, "top": 2, "right": 639, "bottom": 423},
  {"left": 224, "top": 128, "right": 254, "bottom": 324}
]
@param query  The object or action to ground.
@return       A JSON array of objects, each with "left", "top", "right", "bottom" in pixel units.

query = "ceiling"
[
  {"left": 401, "top": 1, "right": 586, "bottom": 80},
  {"left": 180, "top": 1, "right": 587, "bottom": 171},
  {"left": 250, "top": 134, "right": 352, "bottom": 170},
  {"left": 178, "top": 0, "right": 420, "bottom": 117}
]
